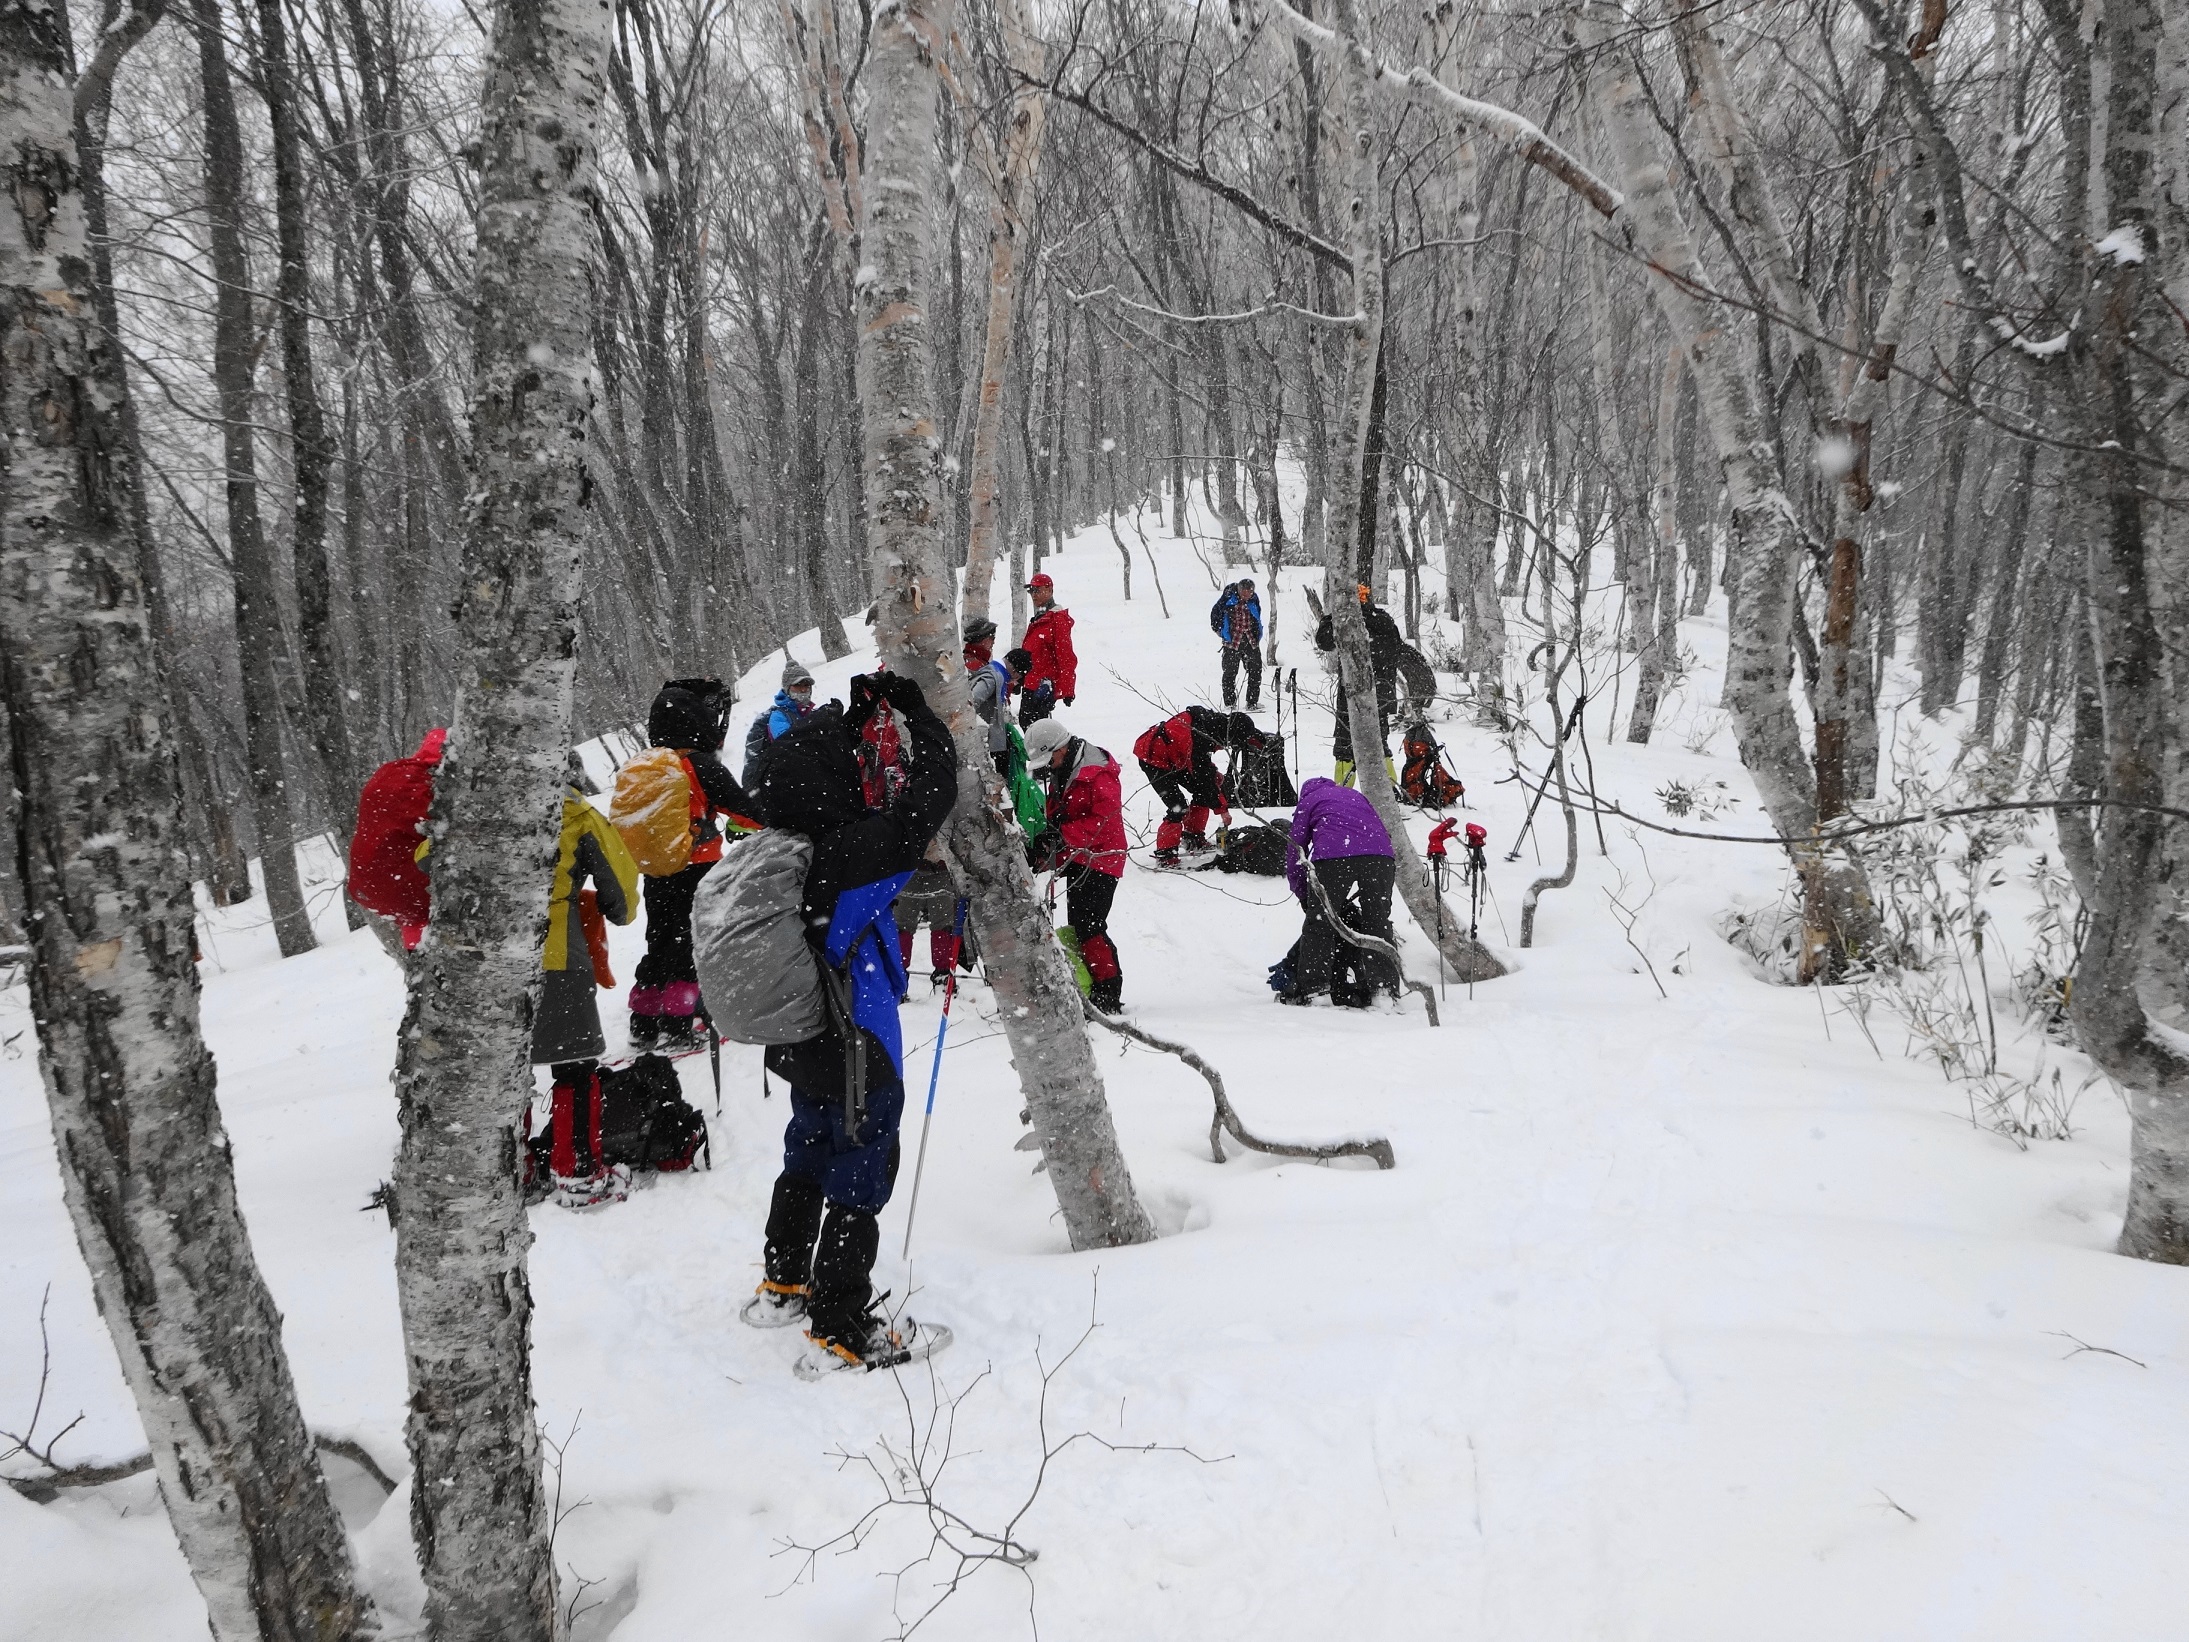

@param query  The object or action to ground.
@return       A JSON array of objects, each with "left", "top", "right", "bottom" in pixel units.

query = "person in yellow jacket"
[{"left": 534, "top": 766, "right": 641, "bottom": 1183}]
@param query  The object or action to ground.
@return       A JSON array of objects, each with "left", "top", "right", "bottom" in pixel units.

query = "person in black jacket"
[
  {"left": 630, "top": 677, "right": 752, "bottom": 1051},
  {"left": 742, "top": 672, "right": 958, "bottom": 1367},
  {"left": 1313, "top": 586, "right": 1405, "bottom": 786}
]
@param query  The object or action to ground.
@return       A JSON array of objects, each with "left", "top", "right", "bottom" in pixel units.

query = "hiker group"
[{"left": 345, "top": 564, "right": 1470, "bottom": 1371}]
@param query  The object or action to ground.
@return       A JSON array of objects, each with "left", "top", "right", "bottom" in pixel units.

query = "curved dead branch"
[{"left": 1082, "top": 1001, "right": 1396, "bottom": 1170}]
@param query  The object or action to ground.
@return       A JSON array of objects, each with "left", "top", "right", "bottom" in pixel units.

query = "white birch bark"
[
  {"left": 859, "top": 0, "right": 1154, "bottom": 1250},
  {"left": 1302, "top": 0, "right": 1505, "bottom": 984},
  {"left": 388, "top": 0, "right": 611, "bottom": 1634},
  {"left": 0, "top": 8, "right": 367, "bottom": 1637},
  {"left": 959, "top": 0, "right": 1046, "bottom": 627},
  {"left": 1627, "top": 341, "right": 1683, "bottom": 743}
]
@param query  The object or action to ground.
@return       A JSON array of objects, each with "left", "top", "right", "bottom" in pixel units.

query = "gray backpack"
[{"left": 691, "top": 828, "right": 825, "bottom": 1045}]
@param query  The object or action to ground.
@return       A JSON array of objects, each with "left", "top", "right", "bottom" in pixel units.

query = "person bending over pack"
[
  {"left": 631, "top": 677, "right": 750, "bottom": 1051},
  {"left": 1281, "top": 776, "right": 1398, "bottom": 1009},
  {"left": 894, "top": 845, "right": 966, "bottom": 992},
  {"left": 1210, "top": 577, "right": 1264, "bottom": 710},
  {"left": 744, "top": 658, "right": 816, "bottom": 769},
  {"left": 1133, "top": 704, "right": 1239, "bottom": 867},
  {"left": 745, "top": 672, "right": 957, "bottom": 1366},
  {"left": 1313, "top": 583, "right": 1405, "bottom": 787},
  {"left": 1018, "top": 573, "right": 1076, "bottom": 725},
  {"left": 1024, "top": 716, "right": 1127, "bottom": 1012}
]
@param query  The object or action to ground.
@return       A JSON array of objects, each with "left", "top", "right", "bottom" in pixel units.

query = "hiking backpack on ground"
[
  {"left": 524, "top": 1054, "right": 710, "bottom": 1196},
  {"left": 689, "top": 826, "right": 825, "bottom": 1044},
  {"left": 1228, "top": 733, "right": 1298, "bottom": 809},
  {"left": 1399, "top": 723, "right": 1465, "bottom": 809},
  {"left": 610, "top": 747, "right": 700, "bottom": 875},
  {"left": 347, "top": 727, "right": 445, "bottom": 927},
  {"left": 1210, "top": 820, "right": 1290, "bottom": 876}
]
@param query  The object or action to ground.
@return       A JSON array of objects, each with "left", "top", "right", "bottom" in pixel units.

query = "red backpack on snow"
[{"left": 347, "top": 727, "right": 446, "bottom": 935}]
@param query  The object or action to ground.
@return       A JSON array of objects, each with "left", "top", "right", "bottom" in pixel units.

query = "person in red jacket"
[
  {"left": 1133, "top": 705, "right": 1236, "bottom": 866},
  {"left": 1024, "top": 715, "right": 1125, "bottom": 1012},
  {"left": 1018, "top": 572, "right": 1077, "bottom": 726}
]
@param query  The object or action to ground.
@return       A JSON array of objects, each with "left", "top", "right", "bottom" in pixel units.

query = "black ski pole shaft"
[{"left": 1505, "top": 694, "right": 1587, "bottom": 862}]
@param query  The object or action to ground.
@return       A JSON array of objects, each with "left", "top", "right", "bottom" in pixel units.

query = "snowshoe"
[
  {"left": 1151, "top": 848, "right": 1182, "bottom": 869},
  {"left": 550, "top": 1164, "right": 631, "bottom": 1210},
  {"left": 627, "top": 1011, "right": 662, "bottom": 1053},
  {"left": 651, "top": 1015, "right": 706, "bottom": 1053},
  {"left": 739, "top": 1281, "right": 809, "bottom": 1329},
  {"left": 793, "top": 1313, "right": 953, "bottom": 1379},
  {"left": 1182, "top": 832, "right": 1214, "bottom": 855}
]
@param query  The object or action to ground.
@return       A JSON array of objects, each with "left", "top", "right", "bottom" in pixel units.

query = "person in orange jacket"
[{"left": 1017, "top": 572, "right": 1076, "bottom": 725}]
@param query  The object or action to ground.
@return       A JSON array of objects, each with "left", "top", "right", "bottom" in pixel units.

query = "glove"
[
  {"left": 879, "top": 670, "right": 932, "bottom": 717},
  {"left": 846, "top": 673, "right": 885, "bottom": 730}
]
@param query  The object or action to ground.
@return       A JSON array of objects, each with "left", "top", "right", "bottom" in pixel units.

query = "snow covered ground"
[{"left": 4, "top": 506, "right": 2184, "bottom": 1640}]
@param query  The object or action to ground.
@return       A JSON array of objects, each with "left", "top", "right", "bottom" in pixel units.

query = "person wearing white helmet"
[{"left": 1024, "top": 717, "right": 1126, "bottom": 1012}]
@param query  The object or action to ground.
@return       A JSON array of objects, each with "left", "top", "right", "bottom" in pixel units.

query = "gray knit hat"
[{"left": 782, "top": 658, "right": 814, "bottom": 690}]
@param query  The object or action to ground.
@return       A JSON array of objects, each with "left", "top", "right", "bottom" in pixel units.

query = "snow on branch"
[
  {"left": 1239, "top": 0, "right": 1622, "bottom": 220},
  {"left": 1069, "top": 283, "right": 1361, "bottom": 329}
]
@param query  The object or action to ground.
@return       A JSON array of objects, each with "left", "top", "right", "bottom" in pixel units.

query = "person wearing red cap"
[{"left": 1018, "top": 572, "right": 1076, "bottom": 726}]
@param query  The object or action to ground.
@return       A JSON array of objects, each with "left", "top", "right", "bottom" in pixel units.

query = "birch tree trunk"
[
  {"left": 1284, "top": 0, "right": 1505, "bottom": 983},
  {"left": 0, "top": 8, "right": 368, "bottom": 1635},
  {"left": 860, "top": 0, "right": 1154, "bottom": 1250},
  {"left": 256, "top": 0, "right": 359, "bottom": 838},
  {"left": 1627, "top": 342, "right": 1682, "bottom": 743},
  {"left": 960, "top": 0, "right": 1045, "bottom": 627},
  {"left": 190, "top": 0, "right": 315, "bottom": 958},
  {"left": 2058, "top": 0, "right": 2189, "bottom": 1263},
  {"left": 388, "top": 0, "right": 612, "bottom": 1633}
]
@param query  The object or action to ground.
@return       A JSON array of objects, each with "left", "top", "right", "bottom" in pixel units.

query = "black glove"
[
  {"left": 880, "top": 670, "right": 932, "bottom": 718},
  {"left": 846, "top": 673, "right": 886, "bottom": 730}
]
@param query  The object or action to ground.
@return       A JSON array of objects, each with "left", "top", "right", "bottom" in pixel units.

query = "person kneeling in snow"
[
  {"left": 1024, "top": 715, "right": 1127, "bottom": 1013},
  {"left": 1282, "top": 776, "right": 1399, "bottom": 1009},
  {"left": 743, "top": 671, "right": 958, "bottom": 1366}
]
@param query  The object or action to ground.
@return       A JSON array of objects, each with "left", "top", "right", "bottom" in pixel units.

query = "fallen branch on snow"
[{"left": 1082, "top": 1000, "right": 1396, "bottom": 1170}]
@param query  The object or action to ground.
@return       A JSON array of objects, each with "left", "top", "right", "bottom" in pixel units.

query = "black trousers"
[
  {"left": 635, "top": 858, "right": 711, "bottom": 988},
  {"left": 1297, "top": 854, "right": 1398, "bottom": 1005},
  {"left": 1330, "top": 685, "right": 1394, "bottom": 766},
  {"left": 1222, "top": 642, "right": 1263, "bottom": 707}
]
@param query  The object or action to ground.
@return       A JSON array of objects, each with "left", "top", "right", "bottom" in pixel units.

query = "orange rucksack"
[
  {"left": 1399, "top": 723, "right": 1465, "bottom": 809},
  {"left": 610, "top": 748, "right": 699, "bottom": 876}
]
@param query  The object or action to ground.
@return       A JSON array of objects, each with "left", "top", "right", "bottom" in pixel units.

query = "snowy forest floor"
[{"left": 4, "top": 506, "right": 2185, "bottom": 1640}]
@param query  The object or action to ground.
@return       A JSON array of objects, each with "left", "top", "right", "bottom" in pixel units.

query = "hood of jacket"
[
  {"left": 649, "top": 677, "right": 729, "bottom": 751},
  {"left": 744, "top": 704, "right": 866, "bottom": 837}
]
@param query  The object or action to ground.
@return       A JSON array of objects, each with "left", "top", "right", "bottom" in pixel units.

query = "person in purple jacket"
[{"left": 1282, "top": 776, "right": 1399, "bottom": 1008}]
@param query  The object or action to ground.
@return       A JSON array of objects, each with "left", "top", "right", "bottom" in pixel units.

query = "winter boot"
[
  {"left": 1088, "top": 975, "right": 1124, "bottom": 1014},
  {"left": 628, "top": 1010, "right": 662, "bottom": 1053},
  {"left": 806, "top": 1205, "right": 882, "bottom": 1347},
  {"left": 807, "top": 1298, "right": 920, "bottom": 1371},
  {"left": 1182, "top": 832, "right": 1213, "bottom": 855},
  {"left": 1152, "top": 846, "right": 1181, "bottom": 869},
  {"left": 654, "top": 1012, "right": 704, "bottom": 1052},
  {"left": 763, "top": 1173, "right": 827, "bottom": 1290},
  {"left": 742, "top": 1280, "right": 809, "bottom": 1327},
  {"left": 930, "top": 968, "right": 953, "bottom": 993}
]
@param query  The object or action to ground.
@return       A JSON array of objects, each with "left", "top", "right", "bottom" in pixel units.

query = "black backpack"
[
  {"left": 525, "top": 1055, "right": 710, "bottom": 1193},
  {"left": 1209, "top": 585, "right": 1234, "bottom": 636},
  {"left": 1228, "top": 734, "right": 1299, "bottom": 809},
  {"left": 1212, "top": 820, "right": 1290, "bottom": 876}
]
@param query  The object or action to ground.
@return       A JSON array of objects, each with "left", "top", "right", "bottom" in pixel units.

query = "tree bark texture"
[
  {"left": 858, "top": 0, "right": 1155, "bottom": 1250},
  {"left": 255, "top": 0, "right": 359, "bottom": 829},
  {"left": 0, "top": 5, "right": 368, "bottom": 1634},
  {"left": 1285, "top": 0, "right": 1505, "bottom": 984},
  {"left": 191, "top": 0, "right": 315, "bottom": 958},
  {"left": 388, "top": 0, "right": 612, "bottom": 1634},
  {"left": 959, "top": 0, "right": 1045, "bottom": 627}
]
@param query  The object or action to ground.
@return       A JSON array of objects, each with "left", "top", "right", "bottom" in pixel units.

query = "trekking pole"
[
  {"left": 901, "top": 897, "right": 969, "bottom": 1260},
  {"left": 1288, "top": 670, "right": 1299, "bottom": 786},
  {"left": 706, "top": 1010, "right": 722, "bottom": 1116},
  {"left": 1464, "top": 825, "right": 1489, "bottom": 1002},
  {"left": 1504, "top": 692, "right": 1587, "bottom": 863},
  {"left": 1427, "top": 819, "right": 1458, "bottom": 1002}
]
